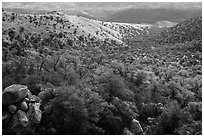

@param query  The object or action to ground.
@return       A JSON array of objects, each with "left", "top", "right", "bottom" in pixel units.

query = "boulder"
[
  {"left": 20, "top": 101, "right": 28, "bottom": 111},
  {"left": 12, "top": 110, "right": 29, "bottom": 128},
  {"left": 130, "top": 119, "right": 143, "bottom": 135},
  {"left": 8, "top": 105, "right": 17, "bottom": 114},
  {"left": 38, "top": 89, "right": 55, "bottom": 103},
  {"left": 9, "top": 110, "right": 29, "bottom": 134},
  {"left": 2, "top": 85, "right": 43, "bottom": 135},
  {"left": 18, "top": 110, "right": 29, "bottom": 127},
  {"left": 26, "top": 102, "right": 42, "bottom": 128},
  {"left": 7, "top": 103, "right": 42, "bottom": 134},
  {"left": 27, "top": 90, "right": 33, "bottom": 99},
  {"left": 24, "top": 97, "right": 30, "bottom": 103},
  {"left": 28, "top": 95, "right": 41, "bottom": 103},
  {"left": 3, "top": 84, "right": 29, "bottom": 105}
]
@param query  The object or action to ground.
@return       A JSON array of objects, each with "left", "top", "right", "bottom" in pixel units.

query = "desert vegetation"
[{"left": 2, "top": 10, "right": 202, "bottom": 135}]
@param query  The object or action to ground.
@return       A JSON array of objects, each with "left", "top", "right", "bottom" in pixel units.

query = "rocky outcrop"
[{"left": 2, "top": 84, "right": 42, "bottom": 135}]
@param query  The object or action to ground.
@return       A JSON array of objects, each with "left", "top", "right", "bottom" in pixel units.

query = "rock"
[
  {"left": 19, "top": 110, "right": 29, "bottom": 127},
  {"left": 8, "top": 103, "right": 42, "bottom": 134},
  {"left": 2, "top": 85, "right": 43, "bottom": 134},
  {"left": 13, "top": 110, "right": 29, "bottom": 127},
  {"left": 130, "top": 119, "right": 143, "bottom": 135},
  {"left": 26, "top": 102, "right": 42, "bottom": 128},
  {"left": 27, "top": 90, "right": 33, "bottom": 99},
  {"left": 24, "top": 97, "right": 30, "bottom": 102},
  {"left": 8, "top": 105, "right": 17, "bottom": 114},
  {"left": 38, "top": 89, "right": 55, "bottom": 103},
  {"left": 3, "top": 84, "right": 29, "bottom": 105},
  {"left": 20, "top": 101, "right": 28, "bottom": 111},
  {"left": 2, "top": 111, "right": 11, "bottom": 127},
  {"left": 9, "top": 110, "right": 29, "bottom": 134},
  {"left": 28, "top": 95, "right": 41, "bottom": 103}
]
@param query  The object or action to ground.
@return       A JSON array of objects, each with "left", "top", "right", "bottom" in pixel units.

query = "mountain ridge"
[{"left": 3, "top": 2, "right": 202, "bottom": 24}]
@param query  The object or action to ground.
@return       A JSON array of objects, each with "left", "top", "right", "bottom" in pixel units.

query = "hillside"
[
  {"left": 2, "top": 10, "right": 153, "bottom": 45},
  {"left": 155, "top": 16, "right": 202, "bottom": 52},
  {"left": 158, "top": 16, "right": 202, "bottom": 43},
  {"left": 2, "top": 10, "right": 202, "bottom": 135}
]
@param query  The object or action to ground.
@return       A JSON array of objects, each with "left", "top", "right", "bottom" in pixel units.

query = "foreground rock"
[
  {"left": 8, "top": 105, "right": 17, "bottom": 114},
  {"left": 2, "top": 84, "right": 42, "bottom": 135},
  {"left": 27, "top": 102, "right": 42, "bottom": 129},
  {"left": 2, "top": 84, "right": 29, "bottom": 105}
]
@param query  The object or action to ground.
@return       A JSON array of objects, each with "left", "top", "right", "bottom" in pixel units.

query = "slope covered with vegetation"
[
  {"left": 156, "top": 16, "right": 202, "bottom": 51},
  {"left": 2, "top": 10, "right": 202, "bottom": 135}
]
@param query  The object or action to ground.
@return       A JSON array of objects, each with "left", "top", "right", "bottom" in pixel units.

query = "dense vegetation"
[
  {"left": 2, "top": 10, "right": 202, "bottom": 135},
  {"left": 156, "top": 16, "right": 202, "bottom": 52}
]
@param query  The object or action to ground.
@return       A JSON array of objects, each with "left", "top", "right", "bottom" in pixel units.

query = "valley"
[{"left": 2, "top": 5, "right": 202, "bottom": 135}]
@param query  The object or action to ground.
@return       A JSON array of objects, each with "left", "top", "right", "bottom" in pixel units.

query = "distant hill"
[
  {"left": 3, "top": 8, "right": 48, "bottom": 14},
  {"left": 153, "top": 16, "right": 202, "bottom": 52},
  {"left": 106, "top": 8, "right": 202, "bottom": 24},
  {"left": 158, "top": 16, "right": 202, "bottom": 43},
  {"left": 3, "top": 2, "right": 202, "bottom": 24},
  {"left": 155, "top": 20, "right": 177, "bottom": 28}
]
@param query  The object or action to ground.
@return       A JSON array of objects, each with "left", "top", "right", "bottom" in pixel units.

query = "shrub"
[
  {"left": 187, "top": 76, "right": 202, "bottom": 101},
  {"left": 48, "top": 87, "right": 88, "bottom": 134},
  {"left": 155, "top": 101, "right": 182, "bottom": 134},
  {"left": 132, "top": 70, "right": 147, "bottom": 87},
  {"left": 187, "top": 102, "right": 202, "bottom": 121},
  {"left": 98, "top": 72, "right": 134, "bottom": 102},
  {"left": 175, "top": 120, "right": 202, "bottom": 135},
  {"left": 20, "top": 75, "right": 41, "bottom": 95}
]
